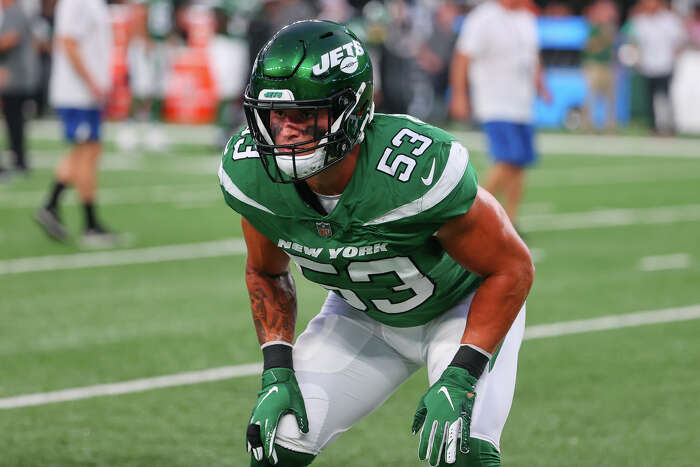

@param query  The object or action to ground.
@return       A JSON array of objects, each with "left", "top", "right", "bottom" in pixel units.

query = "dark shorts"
[
  {"left": 56, "top": 107, "right": 102, "bottom": 143},
  {"left": 482, "top": 121, "right": 537, "bottom": 167}
]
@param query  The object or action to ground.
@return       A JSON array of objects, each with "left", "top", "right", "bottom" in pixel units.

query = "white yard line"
[
  {"left": 523, "top": 304, "right": 700, "bottom": 339},
  {"left": 534, "top": 134, "right": 700, "bottom": 159},
  {"left": 21, "top": 149, "right": 218, "bottom": 175},
  {"left": 520, "top": 204, "right": 700, "bottom": 232},
  {"left": 28, "top": 152, "right": 144, "bottom": 171},
  {"left": 639, "top": 254, "right": 691, "bottom": 271},
  {"left": 528, "top": 166, "right": 700, "bottom": 187},
  {"left": 1, "top": 205, "right": 699, "bottom": 275},
  {"left": 1, "top": 304, "right": 699, "bottom": 409},
  {"left": 4, "top": 147, "right": 697, "bottom": 211},
  {"left": 30, "top": 119, "right": 221, "bottom": 147},
  {"left": 0, "top": 239, "right": 246, "bottom": 275},
  {"left": 0, "top": 183, "right": 219, "bottom": 208},
  {"left": 0, "top": 364, "right": 263, "bottom": 409},
  {"left": 452, "top": 130, "right": 700, "bottom": 158}
]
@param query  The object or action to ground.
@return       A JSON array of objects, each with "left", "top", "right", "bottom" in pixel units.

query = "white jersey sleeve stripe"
[
  {"left": 363, "top": 141, "right": 470, "bottom": 226},
  {"left": 218, "top": 162, "right": 276, "bottom": 215}
]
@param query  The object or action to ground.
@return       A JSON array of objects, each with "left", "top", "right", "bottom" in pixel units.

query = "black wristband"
[
  {"left": 449, "top": 345, "right": 489, "bottom": 379},
  {"left": 262, "top": 344, "right": 294, "bottom": 371}
]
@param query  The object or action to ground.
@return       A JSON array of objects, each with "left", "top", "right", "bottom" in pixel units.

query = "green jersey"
[{"left": 219, "top": 113, "right": 482, "bottom": 327}]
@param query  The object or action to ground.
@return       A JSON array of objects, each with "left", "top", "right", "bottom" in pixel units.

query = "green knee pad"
[
  {"left": 437, "top": 438, "right": 501, "bottom": 467},
  {"left": 249, "top": 444, "right": 316, "bottom": 467}
]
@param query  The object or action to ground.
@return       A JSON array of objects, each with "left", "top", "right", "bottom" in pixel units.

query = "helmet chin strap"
[
  {"left": 357, "top": 101, "right": 374, "bottom": 144},
  {"left": 330, "top": 82, "right": 366, "bottom": 135}
]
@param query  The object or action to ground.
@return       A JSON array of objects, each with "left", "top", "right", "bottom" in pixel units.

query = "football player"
[{"left": 218, "top": 20, "right": 533, "bottom": 467}]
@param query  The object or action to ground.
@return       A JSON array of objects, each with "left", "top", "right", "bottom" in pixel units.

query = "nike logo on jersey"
[
  {"left": 421, "top": 159, "right": 436, "bottom": 186},
  {"left": 257, "top": 386, "right": 279, "bottom": 408},
  {"left": 438, "top": 386, "right": 455, "bottom": 411}
]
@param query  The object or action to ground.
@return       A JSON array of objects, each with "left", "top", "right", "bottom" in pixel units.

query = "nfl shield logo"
[{"left": 316, "top": 222, "right": 333, "bottom": 238}]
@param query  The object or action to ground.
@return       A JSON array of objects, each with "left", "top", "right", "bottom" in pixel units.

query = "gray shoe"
[
  {"left": 81, "top": 226, "right": 120, "bottom": 249},
  {"left": 35, "top": 206, "right": 68, "bottom": 242}
]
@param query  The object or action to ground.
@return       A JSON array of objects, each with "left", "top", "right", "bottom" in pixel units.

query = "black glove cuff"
[
  {"left": 449, "top": 345, "right": 489, "bottom": 379},
  {"left": 262, "top": 343, "right": 293, "bottom": 371}
]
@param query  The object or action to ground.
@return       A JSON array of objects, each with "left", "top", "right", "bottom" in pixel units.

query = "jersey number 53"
[{"left": 289, "top": 254, "right": 435, "bottom": 314}]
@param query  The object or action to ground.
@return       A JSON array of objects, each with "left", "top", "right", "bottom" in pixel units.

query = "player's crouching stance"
[{"left": 218, "top": 20, "right": 534, "bottom": 467}]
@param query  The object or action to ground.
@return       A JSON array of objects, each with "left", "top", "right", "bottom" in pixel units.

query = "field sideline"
[{"left": 1, "top": 121, "right": 699, "bottom": 466}]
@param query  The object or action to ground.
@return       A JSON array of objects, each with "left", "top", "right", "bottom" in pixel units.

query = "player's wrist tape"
[
  {"left": 449, "top": 344, "right": 490, "bottom": 378},
  {"left": 262, "top": 343, "right": 294, "bottom": 370}
]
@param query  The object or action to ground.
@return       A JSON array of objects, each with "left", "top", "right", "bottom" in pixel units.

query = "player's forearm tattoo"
[{"left": 245, "top": 266, "right": 297, "bottom": 345}]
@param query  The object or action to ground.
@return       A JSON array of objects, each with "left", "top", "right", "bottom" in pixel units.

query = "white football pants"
[{"left": 275, "top": 291, "right": 526, "bottom": 455}]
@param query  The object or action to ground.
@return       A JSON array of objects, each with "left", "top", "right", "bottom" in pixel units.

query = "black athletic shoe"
[{"left": 35, "top": 206, "right": 68, "bottom": 242}]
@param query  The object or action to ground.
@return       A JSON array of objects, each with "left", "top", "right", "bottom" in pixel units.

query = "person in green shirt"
[
  {"left": 583, "top": 0, "right": 619, "bottom": 131},
  {"left": 219, "top": 20, "right": 533, "bottom": 467}
]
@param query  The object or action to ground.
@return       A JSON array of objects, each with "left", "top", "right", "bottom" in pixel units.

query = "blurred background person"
[
  {"left": 519, "top": 0, "right": 540, "bottom": 14},
  {"left": 583, "top": 0, "right": 619, "bottom": 132},
  {"left": 415, "top": 0, "right": 461, "bottom": 122},
  {"left": 0, "top": 0, "right": 39, "bottom": 178},
  {"left": 122, "top": 0, "right": 176, "bottom": 151},
  {"left": 449, "top": 0, "right": 549, "bottom": 228},
  {"left": 246, "top": 0, "right": 317, "bottom": 74},
  {"left": 35, "top": 0, "right": 114, "bottom": 244},
  {"left": 143, "top": 0, "right": 177, "bottom": 124},
  {"left": 687, "top": 0, "right": 700, "bottom": 48},
  {"left": 208, "top": 0, "right": 249, "bottom": 146},
  {"left": 31, "top": 0, "right": 54, "bottom": 119},
  {"left": 317, "top": 0, "right": 355, "bottom": 24},
  {"left": 377, "top": 0, "right": 432, "bottom": 116},
  {"left": 127, "top": 1, "right": 161, "bottom": 124},
  {"left": 629, "top": 0, "right": 686, "bottom": 134},
  {"left": 124, "top": 0, "right": 159, "bottom": 150},
  {"left": 541, "top": 0, "right": 573, "bottom": 16}
]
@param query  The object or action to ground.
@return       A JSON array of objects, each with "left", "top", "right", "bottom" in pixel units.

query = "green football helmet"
[{"left": 243, "top": 20, "right": 374, "bottom": 183}]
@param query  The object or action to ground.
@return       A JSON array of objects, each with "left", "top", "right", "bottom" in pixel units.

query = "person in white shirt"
[
  {"left": 449, "top": 0, "right": 549, "bottom": 227},
  {"left": 630, "top": 0, "right": 686, "bottom": 134},
  {"left": 36, "top": 0, "right": 115, "bottom": 244}
]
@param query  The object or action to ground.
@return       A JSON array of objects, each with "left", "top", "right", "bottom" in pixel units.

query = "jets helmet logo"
[
  {"left": 312, "top": 40, "right": 365, "bottom": 76},
  {"left": 258, "top": 89, "right": 295, "bottom": 101}
]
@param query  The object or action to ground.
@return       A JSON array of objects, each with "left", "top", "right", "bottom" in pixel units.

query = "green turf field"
[{"left": 1, "top": 125, "right": 699, "bottom": 466}]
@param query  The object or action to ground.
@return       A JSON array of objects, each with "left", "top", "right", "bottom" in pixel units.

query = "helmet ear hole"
[
  {"left": 332, "top": 91, "right": 352, "bottom": 121},
  {"left": 357, "top": 99, "right": 368, "bottom": 116}
]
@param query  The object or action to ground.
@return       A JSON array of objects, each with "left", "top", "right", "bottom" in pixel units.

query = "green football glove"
[
  {"left": 246, "top": 367, "right": 309, "bottom": 465},
  {"left": 412, "top": 366, "right": 478, "bottom": 466}
]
